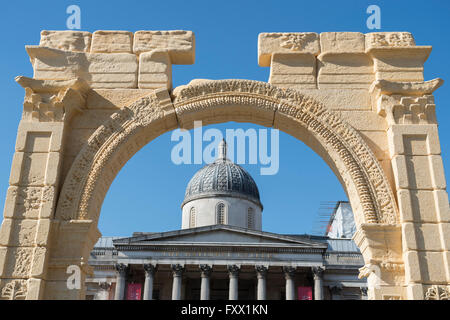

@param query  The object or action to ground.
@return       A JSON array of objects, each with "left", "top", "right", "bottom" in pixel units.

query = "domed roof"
[{"left": 182, "top": 140, "right": 262, "bottom": 208}]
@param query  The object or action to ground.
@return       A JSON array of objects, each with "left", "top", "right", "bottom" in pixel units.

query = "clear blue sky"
[{"left": 0, "top": 0, "right": 449, "bottom": 236}]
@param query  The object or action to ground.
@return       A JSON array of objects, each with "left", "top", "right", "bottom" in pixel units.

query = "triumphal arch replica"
[{"left": 0, "top": 29, "right": 448, "bottom": 300}]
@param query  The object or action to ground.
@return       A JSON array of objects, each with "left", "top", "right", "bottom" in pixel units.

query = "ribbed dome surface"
[{"left": 183, "top": 158, "right": 262, "bottom": 207}]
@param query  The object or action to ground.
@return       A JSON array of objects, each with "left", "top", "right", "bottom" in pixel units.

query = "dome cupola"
[{"left": 181, "top": 140, "right": 263, "bottom": 230}]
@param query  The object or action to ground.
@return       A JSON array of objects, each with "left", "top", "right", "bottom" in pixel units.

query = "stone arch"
[{"left": 55, "top": 79, "right": 398, "bottom": 228}]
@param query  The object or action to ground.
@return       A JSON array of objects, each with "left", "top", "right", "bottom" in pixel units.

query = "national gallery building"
[{"left": 86, "top": 141, "right": 367, "bottom": 300}]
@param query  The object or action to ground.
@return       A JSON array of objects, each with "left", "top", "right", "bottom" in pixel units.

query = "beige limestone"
[
  {"left": 133, "top": 30, "right": 195, "bottom": 64},
  {"left": 0, "top": 29, "right": 448, "bottom": 300},
  {"left": 320, "top": 32, "right": 365, "bottom": 53},
  {"left": 91, "top": 31, "right": 133, "bottom": 53},
  {"left": 258, "top": 32, "right": 320, "bottom": 67},
  {"left": 40, "top": 30, "right": 92, "bottom": 52}
]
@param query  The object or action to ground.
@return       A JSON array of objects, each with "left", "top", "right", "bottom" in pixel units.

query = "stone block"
[
  {"left": 85, "top": 89, "right": 155, "bottom": 109},
  {"left": 133, "top": 30, "right": 195, "bottom": 64},
  {"left": 269, "top": 53, "right": 316, "bottom": 89},
  {"left": 138, "top": 50, "right": 172, "bottom": 89},
  {"left": 357, "top": 130, "right": 389, "bottom": 160},
  {"left": 365, "top": 32, "right": 416, "bottom": 49},
  {"left": 258, "top": 32, "right": 320, "bottom": 67},
  {"left": 398, "top": 189, "right": 450, "bottom": 223},
  {"left": 91, "top": 30, "right": 133, "bottom": 53},
  {"left": 387, "top": 125, "right": 441, "bottom": 157},
  {"left": 402, "top": 222, "right": 444, "bottom": 251},
  {"left": 331, "top": 110, "right": 387, "bottom": 131},
  {"left": 317, "top": 53, "right": 374, "bottom": 89},
  {"left": 40, "top": 30, "right": 92, "bottom": 52},
  {"left": 28, "top": 46, "right": 138, "bottom": 88},
  {"left": 320, "top": 32, "right": 365, "bottom": 53},
  {"left": 16, "top": 122, "right": 64, "bottom": 153}
]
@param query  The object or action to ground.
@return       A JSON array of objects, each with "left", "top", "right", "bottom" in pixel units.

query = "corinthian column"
[
  {"left": 255, "top": 265, "right": 268, "bottom": 300},
  {"left": 283, "top": 266, "right": 296, "bottom": 300},
  {"left": 312, "top": 267, "right": 324, "bottom": 300},
  {"left": 114, "top": 263, "right": 128, "bottom": 300},
  {"left": 171, "top": 264, "right": 184, "bottom": 300},
  {"left": 143, "top": 264, "right": 157, "bottom": 300},
  {"left": 199, "top": 264, "right": 212, "bottom": 300},
  {"left": 227, "top": 265, "right": 240, "bottom": 300}
]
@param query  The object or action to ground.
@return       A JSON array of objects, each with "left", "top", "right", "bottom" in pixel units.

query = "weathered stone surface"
[
  {"left": 133, "top": 30, "right": 195, "bottom": 64},
  {"left": 320, "top": 32, "right": 365, "bottom": 53},
  {"left": 0, "top": 29, "right": 448, "bottom": 301},
  {"left": 258, "top": 32, "right": 320, "bottom": 66},
  {"left": 366, "top": 32, "right": 416, "bottom": 49},
  {"left": 40, "top": 30, "right": 92, "bottom": 52},
  {"left": 138, "top": 50, "right": 172, "bottom": 89},
  {"left": 91, "top": 31, "right": 133, "bottom": 53},
  {"left": 27, "top": 46, "right": 138, "bottom": 88}
]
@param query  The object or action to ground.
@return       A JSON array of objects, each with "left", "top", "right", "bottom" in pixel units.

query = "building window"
[
  {"left": 247, "top": 207, "right": 254, "bottom": 229},
  {"left": 189, "top": 207, "right": 196, "bottom": 228},
  {"left": 217, "top": 203, "right": 226, "bottom": 224}
]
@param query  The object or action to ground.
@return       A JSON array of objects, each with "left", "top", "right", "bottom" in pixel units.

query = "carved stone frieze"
[
  {"left": 173, "top": 79, "right": 398, "bottom": 224},
  {"left": 1, "top": 280, "right": 27, "bottom": 300},
  {"left": 425, "top": 285, "right": 450, "bottom": 300}
]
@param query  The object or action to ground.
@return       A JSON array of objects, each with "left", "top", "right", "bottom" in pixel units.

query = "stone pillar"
[
  {"left": 171, "top": 264, "right": 184, "bottom": 300},
  {"left": 227, "top": 265, "right": 240, "bottom": 300},
  {"left": 199, "top": 264, "right": 212, "bottom": 300},
  {"left": 312, "top": 267, "right": 324, "bottom": 300},
  {"left": 255, "top": 265, "right": 268, "bottom": 300},
  {"left": 143, "top": 264, "right": 156, "bottom": 300},
  {"left": 114, "top": 263, "right": 128, "bottom": 300},
  {"left": 283, "top": 266, "right": 296, "bottom": 300}
]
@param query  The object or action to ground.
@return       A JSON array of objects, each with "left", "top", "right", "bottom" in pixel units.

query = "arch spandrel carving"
[{"left": 55, "top": 79, "right": 398, "bottom": 227}]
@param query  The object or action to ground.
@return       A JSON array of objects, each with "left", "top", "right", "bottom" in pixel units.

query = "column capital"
[
  {"left": 312, "top": 266, "right": 324, "bottom": 279},
  {"left": 114, "top": 263, "right": 128, "bottom": 276},
  {"left": 255, "top": 265, "right": 268, "bottom": 278},
  {"left": 143, "top": 263, "right": 157, "bottom": 276},
  {"left": 171, "top": 264, "right": 184, "bottom": 277},
  {"left": 98, "top": 281, "right": 112, "bottom": 291},
  {"left": 283, "top": 266, "right": 296, "bottom": 279},
  {"left": 199, "top": 264, "right": 212, "bottom": 277},
  {"left": 227, "top": 265, "right": 240, "bottom": 277}
]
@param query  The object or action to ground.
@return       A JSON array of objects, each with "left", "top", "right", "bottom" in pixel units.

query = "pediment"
[{"left": 113, "top": 225, "right": 327, "bottom": 248}]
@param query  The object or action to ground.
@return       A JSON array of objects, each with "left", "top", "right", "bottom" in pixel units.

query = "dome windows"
[
  {"left": 247, "top": 207, "right": 254, "bottom": 229},
  {"left": 217, "top": 203, "right": 226, "bottom": 224},
  {"left": 189, "top": 207, "right": 196, "bottom": 228}
]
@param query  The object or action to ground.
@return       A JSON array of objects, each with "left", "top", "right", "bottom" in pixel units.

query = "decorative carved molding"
[
  {"left": 227, "top": 265, "right": 240, "bottom": 277},
  {"left": 55, "top": 89, "right": 171, "bottom": 221},
  {"left": 279, "top": 33, "right": 316, "bottom": 51},
  {"left": 171, "top": 264, "right": 184, "bottom": 277},
  {"left": 173, "top": 80, "right": 398, "bottom": 224},
  {"left": 370, "top": 78, "right": 443, "bottom": 96},
  {"left": 143, "top": 264, "right": 157, "bottom": 276},
  {"left": 312, "top": 266, "right": 325, "bottom": 279},
  {"left": 199, "top": 264, "right": 212, "bottom": 277},
  {"left": 255, "top": 265, "right": 268, "bottom": 278},
  {"left": 425, "top": 285, "right": 450, "bottom": 300},
  {"left": 16, "top": 76, "right": 88, "bottom": 122},
  {"left": 56, "top": 80, "right": 397, "bottom": 226},
  {"left": 1, "top": 280, "right": 27, "bottom": 300},
  {"left": 377, "top": 94, "right": 437, "bottom": 125},
  {"left": 282, "top": 266, "right": 296, "bottom": 279},
  {"left": 114, "top": 263, "right": 128, "bottom": 276}
]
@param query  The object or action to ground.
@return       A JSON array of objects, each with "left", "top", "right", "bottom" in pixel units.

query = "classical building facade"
[
  {"left": 0, "top": 29, "right": 449, "bottom": 300},
  {"left": 86, "top": 143, "right": 367, "bottom": 300}
]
